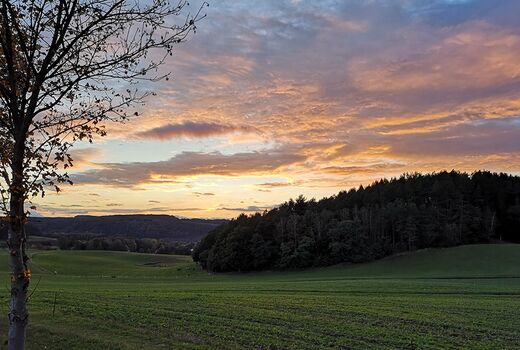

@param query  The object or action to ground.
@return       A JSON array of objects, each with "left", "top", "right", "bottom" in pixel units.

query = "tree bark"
[{"left": 7, "top": 147, "right": 29, "bottom": 350}]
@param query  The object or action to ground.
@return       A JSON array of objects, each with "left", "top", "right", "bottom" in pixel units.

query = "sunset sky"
[{"left": 34, "top": 0, "right": 520, "bottom": 218}]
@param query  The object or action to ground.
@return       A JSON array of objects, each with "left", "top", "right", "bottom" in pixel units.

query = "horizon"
[
  {"left": 31, "top": 169, "right": 519, "bottom": 219},
  {"left": 32, "top": 0, "right": 520, "bottom": 218}
]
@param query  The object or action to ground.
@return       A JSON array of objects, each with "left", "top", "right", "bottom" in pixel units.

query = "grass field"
[{"left": 0, "top": 244, "right": 519, "bottom": 349}]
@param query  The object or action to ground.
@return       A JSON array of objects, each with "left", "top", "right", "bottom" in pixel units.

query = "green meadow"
[{"left": 0, "top": 244, "right": 519, "bottom": 349}]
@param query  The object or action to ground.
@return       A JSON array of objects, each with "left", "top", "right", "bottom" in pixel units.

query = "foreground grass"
[{"left": 0, "top": 244, "right": 518, "bottom": 349}]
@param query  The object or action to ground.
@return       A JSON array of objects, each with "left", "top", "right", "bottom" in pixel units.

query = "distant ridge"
[{"left": 28, "top": 214, "right": 227, "bottom": 242}]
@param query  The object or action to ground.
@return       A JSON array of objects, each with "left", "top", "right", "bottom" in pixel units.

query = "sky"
[{"left": 33, "top": 0, "right": 520, "bottom": 218}]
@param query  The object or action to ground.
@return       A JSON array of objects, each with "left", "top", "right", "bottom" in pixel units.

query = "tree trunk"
[{"left": 7, "top": 149, "right": 29, "bottom": 350}]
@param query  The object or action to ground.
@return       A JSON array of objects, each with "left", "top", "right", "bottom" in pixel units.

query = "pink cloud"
[{"left": 135, "top": 121, "right": 256, "bottom": 140}]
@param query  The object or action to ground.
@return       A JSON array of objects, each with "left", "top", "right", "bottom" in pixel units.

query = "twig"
[{"left": 26, "top": 276, "right": 42, "bottom": 301}]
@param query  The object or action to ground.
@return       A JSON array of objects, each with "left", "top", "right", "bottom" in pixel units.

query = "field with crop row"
[{"left": 0, "top": 244, "right": 518, "bottom": 349}]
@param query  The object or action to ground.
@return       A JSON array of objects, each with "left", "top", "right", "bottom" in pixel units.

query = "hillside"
[
  {"left": 300, "top": 244, "right": 520, "bottom": 279},
  {"left": 27, "top": 243, "right": 520, "bottom": 279},
  {"left": 194, "top": 171, "right": 520, "bottom": 272},
  {"left": 28, "top": 215, "right": 226, "bottom": 242}
]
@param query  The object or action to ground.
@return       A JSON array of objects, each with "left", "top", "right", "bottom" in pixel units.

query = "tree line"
[
  {"left": 193, "top": 171, "right": 520, "bottom": 272},
  {"left": 0, "top": 226, "right": 196, "bottom": 255},
  {"left": 55, "top": 235, "right": 195, "bottom": 255}
]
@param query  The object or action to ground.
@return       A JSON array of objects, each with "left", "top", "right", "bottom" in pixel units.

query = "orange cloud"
[
  {"left": 135, "top": 121, "right": 257, "bottom": 140},
  {"left": 72, "top": 148, "right": 306, "bottom": 187},
  {"left": 350, "top": 22, "right": 520, "bottom": 93}
]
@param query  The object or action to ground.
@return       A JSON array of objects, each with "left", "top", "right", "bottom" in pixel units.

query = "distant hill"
[{"left": 28, "top": 215, "right": 226, "bottom": 242}]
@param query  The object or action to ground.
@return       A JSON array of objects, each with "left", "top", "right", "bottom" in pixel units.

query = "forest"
[
  {"left": 55, "top": 235, "right": 195, "bottom": 255},
  {"left": 0, "top": 227, "right": 196, "bottom": 255},
  {"left": 193, "top": 171, "right": 520, "bottom": 272}
]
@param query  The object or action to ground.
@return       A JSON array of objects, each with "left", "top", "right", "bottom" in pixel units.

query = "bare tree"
[{"left": 0, "top": 0, "right": 207, "bottom": 348}]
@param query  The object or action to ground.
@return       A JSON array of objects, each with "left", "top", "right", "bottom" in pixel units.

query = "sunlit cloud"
[
  {"left": 71, "top": 147, "right": 306, "bottom": 187},
  {"left": 34, "top": 0, "right": 520, "bottom": 218},
  {"left": 135, "top": 121, "right": 257, "bottom": 140},
  {"left": 218, "top": 205, "right": 276, "bottom": 212},
  {"left": 68, "top": 148, "right": 104, "bottom": 170},
  {"left": 193, "top": 192, "right": 215, "bottom": 197}
]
